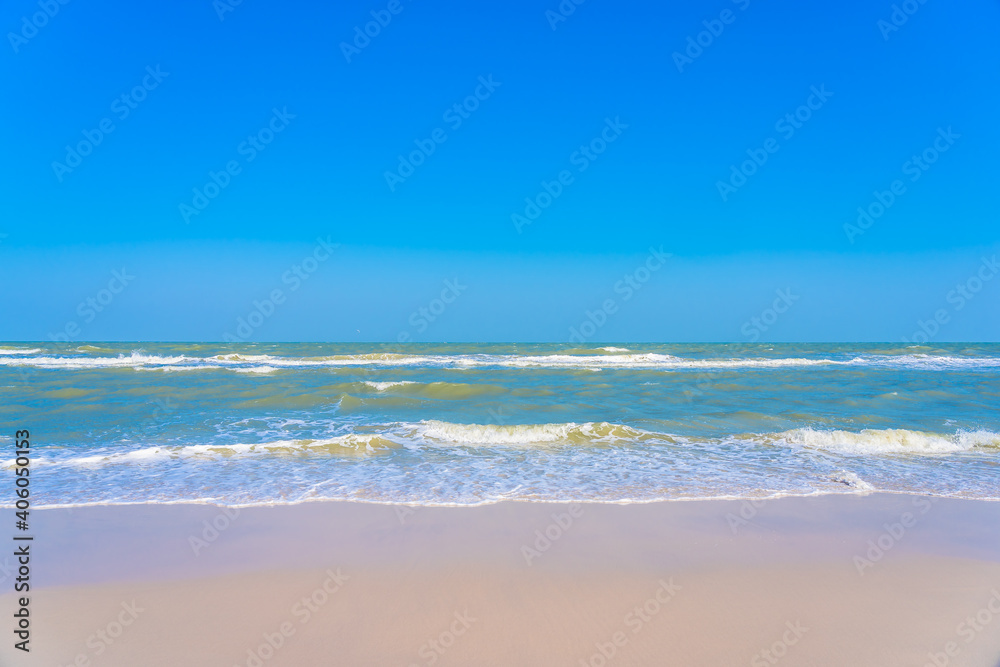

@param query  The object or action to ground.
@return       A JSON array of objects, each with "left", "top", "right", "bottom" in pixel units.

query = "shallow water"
[{"left": 1, "top": 342, "right": 997, "bottom": 506}]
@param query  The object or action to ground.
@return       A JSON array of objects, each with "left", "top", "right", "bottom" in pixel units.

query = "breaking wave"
[
  {"left": 769, "top": 428, "right": 1000, "bottom": 455},
  {"left": 8, "top": 424, "right": 997, "bottom": 470}
]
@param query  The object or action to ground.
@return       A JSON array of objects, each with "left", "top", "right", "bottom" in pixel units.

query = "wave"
[
  {"left": 363, "top": 380, "right": 415, "bottom": 390},
  {"left": 409, "top": 423, "right": 1000, "bottom": 453},
  {"left": 0, "top": 352, "right": 190, "bottom": 368},
  {"left": 457, "top": 353, "right": 850, "bottom": 369},
  {"left": 0, "top": 347, "right": 41, "bottom": 355},
  {"left": 3, "top": 351, "right": 999, "bottom": 371},
  {"left": 413, "top": 420, "right": 656, "bottom": 446},
  {"left": 858, "top": 354, "right": 1000, "bottom": 370},
  {"left": 769, "top": 428, "right": 1000, "bottom": 455},
  {"left": 2, "top": 421, "right": 663, "bottom": 468},
  {"left": 6, "top": 434, "right": 403, "bottom": 468},
  {"left": 9, "top": 424, "right": 996, "bottom": 470}
]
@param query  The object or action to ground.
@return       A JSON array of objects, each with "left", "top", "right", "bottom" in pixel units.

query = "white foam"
[
  {"left": 415, "top": 420, "right": 578, "bottom": 444},
  {"left": 0, "top": 348, "right": 41, "bottom": 355},
  {"left": 136, "top": 364, "right": 224, "bottom": 372},
  {"left": 8, "top": 433, "right": 401, "bottom": 468},
  {"left": 2, "top": 351, "right": 999, "bottom": 371},
  {"left": 363, "top": 381, "right": 415, "bottom": 390},
  {"left": 855, "top": 354, "right": 1000, "bottom": 370},
  {"left": 774, "top": 428, "right": 1000, "bottom": 455},
  {"left": 409, "top": 420, "right": 652, "bottom": 446},
  {"left": 829, "top": 470, "right": 875, "bottom": 492},
  {"left": 7, "top": 423, "right": 999, "bottom": 474},
  {"left": 0, "top": 352, "right": 188, "bottom": 369}
]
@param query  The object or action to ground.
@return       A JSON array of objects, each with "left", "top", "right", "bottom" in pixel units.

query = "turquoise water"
[{"left": 1, "top": 342, "right": 998, "bottom": 506}]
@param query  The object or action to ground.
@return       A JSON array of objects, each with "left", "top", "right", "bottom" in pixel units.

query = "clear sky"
[{"left": 1, "top": 0, "right": 997, "bottom": 342}]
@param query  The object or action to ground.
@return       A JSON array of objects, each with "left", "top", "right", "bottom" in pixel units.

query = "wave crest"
[
  {"left": 6, "top": 424, "right": 998, "bottom": 471},
  {"left": 772, "top": 428, "right": 1000, "bottom": 454},
  {"left": 413, "top": 420, "right": 654, "bottom": 446},
  {"left": 4, "top": 350, "right": 999, "bottom": 371}
]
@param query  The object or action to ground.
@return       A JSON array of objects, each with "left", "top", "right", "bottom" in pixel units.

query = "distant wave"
[
  {"left": 363, "top": 380, "right": 415, "bottom": 390},
  {"left": 3, "top": 351, "right": 999, "bottom": 371}
]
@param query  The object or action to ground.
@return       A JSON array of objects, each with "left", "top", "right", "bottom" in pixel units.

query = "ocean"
[{"left": 1, "top": 342, "right": 998, "bottom": 507}]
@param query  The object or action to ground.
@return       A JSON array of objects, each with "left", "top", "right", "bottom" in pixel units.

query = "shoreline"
[
  {"left": 4, "top": 494, "right": 1000, "bottom": 665},
  {"left": 14, "top": 487, "right": 1000, "bottom": 512}
]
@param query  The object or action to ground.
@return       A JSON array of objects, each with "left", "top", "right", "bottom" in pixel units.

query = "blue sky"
[{"left": 1, "top": 0, "right": 998, "bottom": 341}]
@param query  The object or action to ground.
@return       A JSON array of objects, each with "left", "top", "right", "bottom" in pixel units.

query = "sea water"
[{"left": 1, "top": 342, "right": 997, "bottom": 507}]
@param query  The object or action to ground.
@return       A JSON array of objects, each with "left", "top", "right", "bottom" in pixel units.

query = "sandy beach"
[
  {"left": 3, "top": 494, "right": 999, "bottom": 666},
  {"left": 6, "top": 0, "right": 999, "bottom": 660}
]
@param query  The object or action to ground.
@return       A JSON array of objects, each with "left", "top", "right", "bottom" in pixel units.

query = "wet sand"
[{"left": 3, "top": 494, "right": 1000, "bottom": 666}]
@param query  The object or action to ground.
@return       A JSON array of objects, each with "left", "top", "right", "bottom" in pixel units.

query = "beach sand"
[{"left": 4, "top": 494, "right": 1000, "bottom": 666}]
